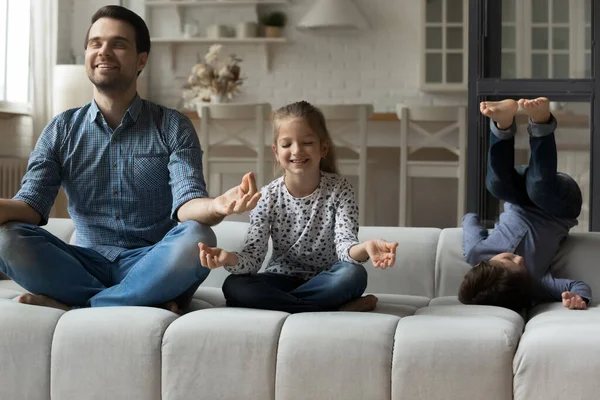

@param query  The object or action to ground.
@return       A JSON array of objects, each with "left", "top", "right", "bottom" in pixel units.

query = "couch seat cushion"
[{"left": 513, "top": 302, "right": 600, "bottom": 400}]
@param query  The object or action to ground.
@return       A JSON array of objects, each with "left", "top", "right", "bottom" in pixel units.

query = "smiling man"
[{"left": 0, "top": 5, "right": 260, "bottom": 312}]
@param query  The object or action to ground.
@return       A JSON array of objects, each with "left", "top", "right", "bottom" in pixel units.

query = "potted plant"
[
  {"left": 182, "top": 44, "right": 243, "bottom": 107},
  {"left": 260, "top": 11, "right": 286, "bottom": 38}
]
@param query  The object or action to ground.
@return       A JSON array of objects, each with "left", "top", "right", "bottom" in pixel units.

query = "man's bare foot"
[
  {"left": 339, "top": 294, "right": 378, "bottom": 312},
  {"left": 161, "top": 301, "right": 182, "bottom": 315},
  {"left": 17, "top": 293, "right": 71, "bottom": 311},
  {"left": 480, "top": 99, "right": 519, "bottom": 130},
  {"left": 518, "top": 97, "right": 551, "bottom": 124}
]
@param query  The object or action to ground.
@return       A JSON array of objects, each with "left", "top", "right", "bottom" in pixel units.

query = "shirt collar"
[{"left": 86, "top": 93, "right": 143, "bottom": 124}]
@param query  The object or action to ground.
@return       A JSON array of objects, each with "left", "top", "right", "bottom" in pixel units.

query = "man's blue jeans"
[
  {"left": 0, "top": 221, "right": 213, "bottom": 307},
  {"left": 222, "top": 261, "right": 368, "bottom": 313},
  {"left": 486, "top": 116, "right": 582, "bottom": 219}
]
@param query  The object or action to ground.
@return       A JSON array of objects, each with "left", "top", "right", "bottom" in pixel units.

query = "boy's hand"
[
  {"left": 198, "top": 242, "right": 238, "bottom": 269},
  {"left": 562, "top": 291, "right": 587, "bottom": 310},
  {"left": 365, "top": 239, "right": 398, "bottom": 269}
]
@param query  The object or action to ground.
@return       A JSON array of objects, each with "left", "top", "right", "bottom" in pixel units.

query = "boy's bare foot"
[
  {"left": 480, "top": 99, "right": 519, "bottom": 130},
  {"left": 339, "top": 294, "right": 378, "bottom": 312},
  {"left": 518, "top": 97, "right": 551, "bottom": 124},
  {"left": 17, "top": 293, "right": 71, "bottom": 311}
]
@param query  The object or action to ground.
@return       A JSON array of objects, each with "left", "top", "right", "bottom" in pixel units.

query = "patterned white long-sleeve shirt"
[{"left": 225, "top": 172, "right": 361, "bottom": 280}]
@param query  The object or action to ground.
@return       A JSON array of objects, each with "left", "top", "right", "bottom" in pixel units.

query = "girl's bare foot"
[
  {"left": 518, "top": 97, "right": 551, "bottom": 124},
  {"left": 17, "top": 293, "right": 71, "bottom": 311},
  {"left": 339, "top": 294, "right": 378, "bottom": 312},
  {"left": 480, "top": 99, "right": 519, "bottom": 130}
]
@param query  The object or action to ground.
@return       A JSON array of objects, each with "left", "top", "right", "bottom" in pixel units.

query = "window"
[
  {"left": 0, "top": 0, "right": 31, "bottom": 113},
  {"left": 501, "top": 0, "right": 591, "bottom": 79}
]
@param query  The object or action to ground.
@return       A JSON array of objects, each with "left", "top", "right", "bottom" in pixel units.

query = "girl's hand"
[
  {"left": 365, "top": 239, "right": 398, "bottom": 269},
  {"left": 198, "top": 242, "right": 238, "bottom": 269}
]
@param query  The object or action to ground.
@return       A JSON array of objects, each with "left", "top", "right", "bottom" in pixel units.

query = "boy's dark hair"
[
  {"left": 84, "top": 5, "right": 151, "bottom": 55},
  {"left": 458, "top": 260, "right": 532, "bottom": 312}
]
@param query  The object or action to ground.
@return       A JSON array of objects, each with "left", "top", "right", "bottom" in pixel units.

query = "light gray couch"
[{"left": 1, "top": 218, "right": 600, "bottom": 400}]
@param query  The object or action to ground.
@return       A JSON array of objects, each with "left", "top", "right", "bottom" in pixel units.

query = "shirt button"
[
  {"left": 115, "top": 216, "right": 120, "bottom": 221},
  {"left": 113, "top": 163, "right": 117, "bottom": 168},
  {"left": 113, "top": 190, "right": 118, "bottom": 196}
]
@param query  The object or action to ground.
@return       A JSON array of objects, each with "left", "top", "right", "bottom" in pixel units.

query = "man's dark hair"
[
  {"left": 458, "top": 260, "right": 532, "bottom": 313},
  {"left": 84, "top": 5, "right": 151, "bottom": 55}
]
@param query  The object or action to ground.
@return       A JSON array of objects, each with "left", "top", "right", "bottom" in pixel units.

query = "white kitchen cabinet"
[{"left": 421, "top": 0, "right": 468, "bottom": 92}]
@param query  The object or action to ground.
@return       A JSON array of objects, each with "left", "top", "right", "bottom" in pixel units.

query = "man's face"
[
  {"left": 85, "top": 17, "right": 147, "bottom": 93},
  {"left": 489, "top": 252, "right": 526, "bottom": 271}
]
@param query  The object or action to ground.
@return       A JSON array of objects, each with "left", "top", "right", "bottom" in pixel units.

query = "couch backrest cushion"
[
  {"left": 206, "top": 223, "right": 439, "bottom": 298},
  {"left": 435, "top": 228, "right": 471, "bottom": 297},
  {"left": 550, "top": 232, "right": 600, "bottom": 301},
  {"left": 44, "top": 218, "right": 77, "bottom": 244},
  {"left": 358, "top": 227, "right": 439, "bottom": 297}
]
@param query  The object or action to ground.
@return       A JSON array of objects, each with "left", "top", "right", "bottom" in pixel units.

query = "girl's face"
[{"left": 272, "top": 118, "right": 328, "bottom": 176}]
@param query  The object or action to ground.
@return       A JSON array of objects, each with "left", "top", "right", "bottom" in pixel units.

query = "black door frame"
[{"left": 467, "top": 0, "right": 600, "bottom": 230}]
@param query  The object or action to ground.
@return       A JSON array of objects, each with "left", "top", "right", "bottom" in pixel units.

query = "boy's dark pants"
[{"left": 485, "top": 116, "right": 582, "bottom": 219}]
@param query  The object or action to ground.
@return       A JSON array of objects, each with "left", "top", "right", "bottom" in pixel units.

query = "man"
[{"left": 0, "top": 5, "right": 260, "bottom": 313}]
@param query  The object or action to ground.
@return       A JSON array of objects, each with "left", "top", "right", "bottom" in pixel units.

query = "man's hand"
[
  {"left": 213, "top": 172, "right": 261, "bottom": 217},
  {"left": 198, "top": 242, "right": 238, "bottom": 269},
  {"left": 562, "top": 291, "right": 587, "bottom": 310},
  {"left": 365, "top": 239, "right": 398, "bottom": 269}
]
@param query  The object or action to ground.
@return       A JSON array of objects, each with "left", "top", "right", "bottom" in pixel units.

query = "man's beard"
[{"left": 89, "top": 74, "right": 134, "bottom": 93}]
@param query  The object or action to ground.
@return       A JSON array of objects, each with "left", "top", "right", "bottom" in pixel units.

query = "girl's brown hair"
[{"left": 272, "top": 101, "right": 339, "bottom": 175}]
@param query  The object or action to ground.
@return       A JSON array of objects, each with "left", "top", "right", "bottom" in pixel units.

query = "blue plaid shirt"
[{"left": 15, "top": 95, "right": 207, "bottom": 261}]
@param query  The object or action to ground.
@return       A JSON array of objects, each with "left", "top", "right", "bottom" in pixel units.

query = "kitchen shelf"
[
  {"left": 151, "top": 37, "right": 287, "bottom": 71},
  {"left": 145, "top": 0, "right": 289, "bottom": 75}
]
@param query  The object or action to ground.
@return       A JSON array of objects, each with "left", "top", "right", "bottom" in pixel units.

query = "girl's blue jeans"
[{"left": 222, "top": 261, "right": 368, "bottom": 313}]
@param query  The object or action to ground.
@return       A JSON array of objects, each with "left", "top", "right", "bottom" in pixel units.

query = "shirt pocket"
[{"left": 133, "top": 154, "right": 170, "bottom": 192}]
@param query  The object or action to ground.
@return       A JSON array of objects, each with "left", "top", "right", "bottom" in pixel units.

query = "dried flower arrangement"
[{"left": 182, "top": 44, "right": 243, "bottom": 108}]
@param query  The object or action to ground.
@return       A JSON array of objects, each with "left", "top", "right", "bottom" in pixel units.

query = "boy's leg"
[
  {"left": 520, "top": 97, "right": 583, "bottom": 219},
  {"left": 89, "top": 221, "right": 214, "bottom": 308},
  {"left": 0, "top": 222, "right": 109, "bottom": 308},
  {"left": 290, "top": 262, "right": 368, "bottom": 310},
  {"left": 481, "top": 100, "right": 532, "bottom": 206},
  {"left": 222, "top": 272, "right": 320, "bottom": 313}
]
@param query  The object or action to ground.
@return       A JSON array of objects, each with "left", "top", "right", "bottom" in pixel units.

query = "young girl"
[{"left": 198, "top": 101, "right": 398, "bottom": 313}]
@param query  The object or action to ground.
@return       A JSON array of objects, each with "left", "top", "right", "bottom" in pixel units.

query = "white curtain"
[{"left": 30, "top": 0, "right": 58, "bottom": 142}]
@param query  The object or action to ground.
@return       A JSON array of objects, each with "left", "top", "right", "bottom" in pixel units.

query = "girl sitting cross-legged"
[{"left": 198, "top": 100, "right": 398, "bottom": 313}]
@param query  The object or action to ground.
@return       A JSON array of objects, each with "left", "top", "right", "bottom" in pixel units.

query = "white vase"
[{"left": 210, "top": 93, "right": 226, "bottom": 104}]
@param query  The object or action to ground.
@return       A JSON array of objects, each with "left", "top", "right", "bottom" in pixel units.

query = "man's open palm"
[{"left": 214, "top": 172, "right": 261, "bottom": 216}]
